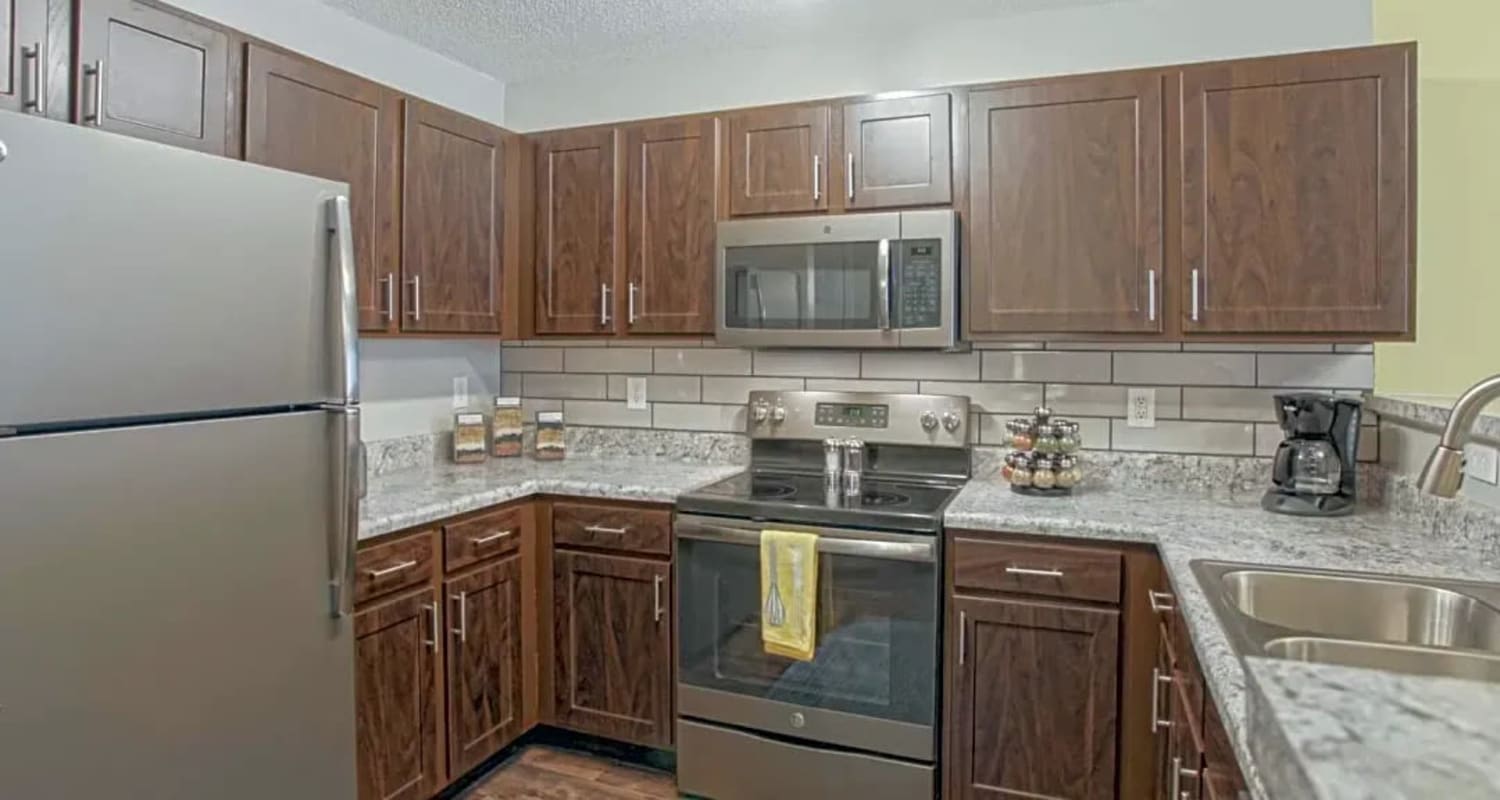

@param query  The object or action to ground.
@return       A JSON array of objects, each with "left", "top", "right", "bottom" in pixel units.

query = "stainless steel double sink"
[{"left": 1191, "top": 561, "right": 1500, "bottom": 682}]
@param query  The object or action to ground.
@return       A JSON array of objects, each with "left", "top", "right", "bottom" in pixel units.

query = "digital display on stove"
[{"left": 814, "top": 402, "right": 889, "bottom": 428}]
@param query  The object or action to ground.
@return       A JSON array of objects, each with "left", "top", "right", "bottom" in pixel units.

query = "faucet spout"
[{"left": 1418, "top": 374, "right": 1500, "bottom": 497}]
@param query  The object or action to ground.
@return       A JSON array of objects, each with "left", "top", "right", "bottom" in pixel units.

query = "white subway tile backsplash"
[
  {"left": 701, "top": 376, "right": 805, "bottom": 404},
  {"left": 1256, "top": 354, "right": 1374, "bottom": 389},
  {"left": 753, "top": 350, "right": 861, "bottom": 378},
  {"left": 653, "top": 402, "right": 747, "bottom": 432},
  {"left": 563, "top": 400, "right": 652, "bottom": 428},
  {"left": 607, "top": 374, "right": 701, "bottom": 403},
  {"left": 1113, "top": 352, "right": 1255, "bottom": 386},
  {"left": 1047, "top": 384, "right": 1182, "bottom": 419},
  {"left": 522, "top": 373, "right": 608, "bottom": 399},
  {"left": 971, "top": 340, "right": 1045, "bottom": 350},
  {"left": 1182, "top": 387, "right": 1282, "bottom": 422},
  {"left": 1334, "top": 343, "right": 1375, "bottom": 353},
  {"left": 656, "top": 347, "right": 752, "bottom": 375},
  {"left": 565, "top": 347, "right": 653, "bottom": 374},
  {"left": 608, "top": 337, "right": 705, "bottom": 348},
  {"left": 500, "top": 373, "right": 523, "bottom": 395},
  {"left": 804, "top": 378, "right": 920, "bottom": 393},
  {"left": 862, "top": 351, "right": 980, "bottom": 380},
  {"left": 501, "top": 346, "right": 564, "bottom": 372},
  {"left": 1111, "top": 420, "right": 1255, "bottom": 455},
  {"left": 521, "top": 397, "right": 563, "bottom": 419},
  {"left": 920, "top": 381, "right": 1042, "bottom": 414},
  {"left": 982, "top": 351, "right": 1112, "bottom": 383}
]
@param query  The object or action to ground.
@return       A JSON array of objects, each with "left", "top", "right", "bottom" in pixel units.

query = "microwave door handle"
[{"left": 877, "top": 238, "right": 892, "bottom": 331}]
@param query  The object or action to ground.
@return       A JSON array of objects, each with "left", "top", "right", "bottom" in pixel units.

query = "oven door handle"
[{"left": 675, "top": 521, "right": 935, "bottom": 563}]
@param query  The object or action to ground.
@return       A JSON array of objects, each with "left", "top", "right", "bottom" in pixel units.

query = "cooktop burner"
[
  {"left": 677, "top": 469, "right": 960, "bottom": 533},
  {"left": 858, "top": 490, "right": 910, "bottom": 508},
  {"left": 749, "top": 478, "right": 798, "bottom": 500}
]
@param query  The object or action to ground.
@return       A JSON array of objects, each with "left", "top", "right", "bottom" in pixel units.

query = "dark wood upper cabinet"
[
  {"left": 727, "top": 104, "right": 830, "bottom": 216},
  {"left": 0, "top": 0, "right": 48, "bottom": 115},
  {"left": 74, "top": 0, "right": 235, "bottom": 155},
  {"left": 1180, "top": 44, "right": 1414, "bottom": 336},
  {"left": 445, "top": 555, "right": 524, "bottom": 777},
  {"left": 356, "top": 586, "right": 444, "bottom": 800},
  {"left": 840, "top": 93, "right": 953, "bottom": 209},
  {"left": 623, "top": 117, "right": 718, "bottom": 334},
  {"left": 534, "top": 128, "right": 616, "bottom": 334},
  {"left": 948, "top": 594, "right": 1119, "bottom": 800},
  {"left": 552, "top": 549, "right": 672, "bottom": 747},
  {"left": 402, "top": 98, "right": 506, "bottom": 334},
  {"left": 968, "top": 72, "right": 1164, "bottom": 335},
  {"left": 244, "top": 45, "right": 400, "bottom": 333}
]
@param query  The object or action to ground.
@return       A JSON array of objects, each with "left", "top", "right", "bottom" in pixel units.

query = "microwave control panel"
[{"left": 899, "top": 240, "right": 942, "bottom": 329}]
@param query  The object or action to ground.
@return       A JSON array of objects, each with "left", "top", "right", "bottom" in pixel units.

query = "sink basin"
[
  {"left": 1264, "top": 637, "right": 1500, "bottom": 682},
  {"left": 1219, "top": 569, "right": 1500, "bottom": 652}
]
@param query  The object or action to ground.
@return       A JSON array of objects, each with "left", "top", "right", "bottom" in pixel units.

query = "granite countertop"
[
  {"left": 945, "top": 480, "right": 1500, "bottom": 800},
  {"left": 359, "top": 456, "right": 741, "bottom": 540}
]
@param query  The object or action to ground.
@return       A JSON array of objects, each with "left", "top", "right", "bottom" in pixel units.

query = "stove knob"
[
  {"left": 920, "top": 411, "right": 939, "bottom": 431},
  {"left": 942, "top": 411, "right": 962, "bottom": 432},
  {"left": 771, "top": 405, "right": 787, "bottom": 423},
  {"left": 750, "top": 402, "right": 770, "bottom": 423}
]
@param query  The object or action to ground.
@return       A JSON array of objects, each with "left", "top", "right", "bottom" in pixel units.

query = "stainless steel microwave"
[{"left": 715, "top": 209, "right": 958, "bottom": 348}]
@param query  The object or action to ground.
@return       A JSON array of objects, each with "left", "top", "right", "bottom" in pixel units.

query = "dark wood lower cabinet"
[
  {"left": 948, "top": 594, "right": 1119, "bottom": 800},
  {"left": 355, "top": 586, "right": 443, "bottom": 800},
  {"left": 552, "top": 548, "right": 673, "bottom": 747},
  {"left": 445, "top": 554, "right": 524, "bottom": 777}
]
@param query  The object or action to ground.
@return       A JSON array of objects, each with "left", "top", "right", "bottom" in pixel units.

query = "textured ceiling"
[{"left": 317, "top": 0, "right": 1132, "bottom": 83}]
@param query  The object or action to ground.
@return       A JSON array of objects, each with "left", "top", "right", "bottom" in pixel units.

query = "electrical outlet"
[
  {"left": 452, "top": 375, "right": 469, "bottom": 410},
  {"left": 1465, "top": 442, "right": 1499, "bottom": 485},
  {"left": 1127, "top": 387, "right": 1156, "bottom": 428},
  {"left": 625, "top": 376, "right": 648, "bottom": 410}
]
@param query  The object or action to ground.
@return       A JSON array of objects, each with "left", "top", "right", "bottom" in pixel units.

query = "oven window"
[
  {"left": 677, "top": 536, "right": 937, "bottom": 726},
  {"left": 722, "top": 242, "right": 883, "bottom": 331}
]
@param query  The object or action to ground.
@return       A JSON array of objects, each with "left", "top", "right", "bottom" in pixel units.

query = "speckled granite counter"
[
  {"left": 944, "top": 480, "right": 1500, "bottom": 800},
  {"left": 358, "top": 456, "right": 741, "bottom": 540}
]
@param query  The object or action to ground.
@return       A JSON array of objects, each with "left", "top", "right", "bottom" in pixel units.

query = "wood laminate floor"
[{"left": 461, "top": 745, "right": 678, "bottom": 799}]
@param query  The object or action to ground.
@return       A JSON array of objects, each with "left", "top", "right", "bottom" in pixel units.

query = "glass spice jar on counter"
[
  {"left": 1002, "top": 406, "right": 1083, "bottom": 496},
  {"left": 534, "top": 411, "right": 566, "bottom": 461}
]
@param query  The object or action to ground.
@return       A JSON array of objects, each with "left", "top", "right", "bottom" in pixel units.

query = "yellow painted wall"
[{"left": 1374, "top": 0, "right": 1500, "bottom": 398}]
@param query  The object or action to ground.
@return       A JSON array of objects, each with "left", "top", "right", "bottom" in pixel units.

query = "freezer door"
[
  {"left": 0, "top": 110, "right": 357, "bottom": 428},
  {"left": 0, "top": 411, "right": 356, "bottom": 800}
]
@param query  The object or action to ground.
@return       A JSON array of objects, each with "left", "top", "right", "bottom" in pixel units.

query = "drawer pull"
[
  {"left": 364, "top": 559, "right": 417, "bottom": 579},
  {"left": 1005, "top": 566, "right": 1064, "bottom": 578},
  {"left": 450, "top": 592, "right": 467, "bottom": 643},
  {"left": 1151, "top": 667, "right": 1173, "bottom": 733},
  {"left": 424, "top": 603, "right": 440, "bottom": 654},
  {"left": 584, "top": 524, "right": 629, "bottom": 536},
  {"left": 1149, "top": 590, "right": 1176, "bottom": 614},
  {"left": 470, "top": 528, "right": 515, "bottom": 546}
]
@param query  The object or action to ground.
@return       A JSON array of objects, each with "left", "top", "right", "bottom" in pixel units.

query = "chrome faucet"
[{"left": 1418, "top": 374, "right": 1500, "bottom": 497}]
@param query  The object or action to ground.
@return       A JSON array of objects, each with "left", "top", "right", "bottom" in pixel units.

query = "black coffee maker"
[{"left": 1262, "top": 393, "right": 1362, "bottom": 516}]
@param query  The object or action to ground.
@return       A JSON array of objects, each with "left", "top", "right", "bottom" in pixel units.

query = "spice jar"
[
  {"left": 1032, "top": 456, "right": 1058, "bottom": 489},
  {"left": 1009, "top": 462, "right": 1033, "bottom": 487},
  {"left": 491, "top": 397, "right": 523, "bottom": 458},
  {"left": 534, "top": 411, "right": 566, "bottom": 461},
  {"left": 1007, "top": 419, "right": 1034, "bottom": 451},
  {"left": 1056, "top": 421, "right": 1082, "bottom": 454},
  {"left": 452, "top": 412, "right": 488, "bottom": 464},
  {"left": 1055, "top": 455, "right": 1081, "bottom": 489}
]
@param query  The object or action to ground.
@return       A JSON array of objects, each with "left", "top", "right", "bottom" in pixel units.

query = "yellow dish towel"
[{"left": 761, "top": 529, "right": 818, "bottom": 661}]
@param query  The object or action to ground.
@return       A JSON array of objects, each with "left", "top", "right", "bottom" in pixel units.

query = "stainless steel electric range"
[{"left": 674, "top": 390, "right": 971, "bottom": 800}]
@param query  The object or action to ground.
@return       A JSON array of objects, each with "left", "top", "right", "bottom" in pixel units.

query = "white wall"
[
  {"left": 505, "top": 0, "right": 1373, "bottom": 131},
  {"left": 360, "top": 340, "right": 501, "bottom": 442},
  {"left": 165, "top": 0, "right": 506, "bottom": 125}
]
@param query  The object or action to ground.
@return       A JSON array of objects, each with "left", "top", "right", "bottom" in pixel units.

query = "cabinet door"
[
  {"left": 949, "top": 595, "right": 1119, "bottom": 800},
  {"left": 446, "top": 555, "right": 524, "bottom": 776},
  {"left": 1154, "top": 631, "right": 1175, "bottom": 799},
  {"left": 534, "top": 128, "right": 616, "bottom": 334},
  {"left": 623, "top": 117, "right": 717, "bottom": 334},
  {"left": 1181, "top": 44, "right": 1413, "bottom": 335},
  {"left": 553, "top": 549, "right": 671, "bottom": 747},
  {"left": 356, "top": 587, "right": 444, "bottom": 800},
  {"left": 968, "top": 73, "right": 1164, "bottom": 334},
  {"left": 402, "top": 99, "right": 506, "bottom": 333},
  {"left": 0, "top": 0, "right": 47, "bottom": 115},
  {"left": 841, "top": 93, "right": 952, "bottom": 209},
  {"left": 244, "top": 45, "right": 400, "bottom": 333},
  {"left": 74, "top": 0, "right": 233, "bottom": 155},
  {"left": 727, "top": 105, "right": 829, "bottom": 215}
]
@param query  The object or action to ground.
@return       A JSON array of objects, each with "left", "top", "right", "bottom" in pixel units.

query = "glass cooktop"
[{"left": 676, "top": 470, "right": 961, "bottom": 534}]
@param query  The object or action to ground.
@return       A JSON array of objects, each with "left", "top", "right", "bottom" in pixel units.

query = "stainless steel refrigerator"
[{"left": 0, "top": 110, "right": 361, "bottom": 799}]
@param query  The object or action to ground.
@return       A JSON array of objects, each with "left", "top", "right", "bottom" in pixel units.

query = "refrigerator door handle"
[
  {"left": 326, "top": 405, "right": 361, "bottom": 618},
  {"left": 326, "top": 196, "right": 359, "bottom": 404}
]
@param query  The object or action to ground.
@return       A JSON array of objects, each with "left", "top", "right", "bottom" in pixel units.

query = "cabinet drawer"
[
  {"left": 355, "top": 530, "right": 437, "bottom": 605},
  {"left": 951, "top": 535, "right": 1122, "bottom": 604},
  {"left": 553, "top": 500, "right": 671, "bottom": 556},
  {"left": 445, "top": 505, "right": 523, "bottom": 573}
]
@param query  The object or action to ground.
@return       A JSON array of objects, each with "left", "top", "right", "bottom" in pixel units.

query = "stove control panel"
[
  {"left": 815, "top": 402, "right": 888, "bottom": 429},
  {"left": 747, "top": 390, "right": 970, "bottom": 447}
]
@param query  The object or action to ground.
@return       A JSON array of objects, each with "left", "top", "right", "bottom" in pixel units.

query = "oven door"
[{"left": 674, "top": 513, "right": 938, "bottom": 761}]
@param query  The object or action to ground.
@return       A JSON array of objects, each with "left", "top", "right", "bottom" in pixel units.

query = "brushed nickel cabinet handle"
[
  {"left": 1151, "top": 667, "right": 1173, "bottom": 733},
  {"left": 1191, "top": 269, "right": 1201, "bottom": 322},
  {"left": 599, "top": 283, "right": 612, "bottom": 326},
  {"left": 406, "top": 274, "right": 422, "bottom": 321},
  {"left": 1005, "top": 566, "right": 1064, "bottom": 578},
  {"left": 653, "top": 574, "right": 664, "bottom": 623},
  {"left": 21, "top": 43, "right": 42, "bottom": 113},
  {"left": 1149, "top": 590, "right": 1176, "bottom": 614},
  {"left": 450, "top": 592, "right": 467, "bottom": 643},
  {"left": 83, "top": 60, "right": 104, "bottom": 125},
  {"left": 424, "top": 602, "right": 440, "bottom": 654},
  {"left": 470, "top": 528, "right": 515, "bottom": 546},
  {"left": 812, "top": 154, "right": 821, "bottom": 201},
  {"left": 628, "top": 281, "right": 639, "bottom": 325},
  {"left": 584, "top": 524, "right": 629, "bottom": 536},
  {"left": 846, "top": 152, "right": 855, "bottom": 200},
  {"left": 379, "top": 273, "right": 395, "bottom": 323},
  {"left": 958, "top": 610, "right": 967, "bottom": 665},
  {"left": 364, "top": 559, "right": 417, "bottom": 579},
  {"left": 1178, "top": 763, "right": 1199, "bottom": 800},
  {"left": 1169, "top": 756, "right": 1183, "bottom": 800},
  {"left": 1147, "top": 268, "right": 1158, "bottom": 322}
]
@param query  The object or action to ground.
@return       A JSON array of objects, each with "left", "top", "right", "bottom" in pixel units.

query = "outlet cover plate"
[
  {"left": 452, "top": 375, "right": 469, "bottom": 410},
  {"left": 1127, "top": 387, "right": 1156, "bottom": 428},
  {"left": 625, "top": 376, "right": 648, "bottom": 410},
  {"left": 1465, "top": 442, "right": 1499, "bottom": 485}
]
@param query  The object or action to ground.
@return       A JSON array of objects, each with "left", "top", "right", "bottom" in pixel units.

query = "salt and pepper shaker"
[{"left": 842, "top": 439, "right": 865, "bottom": 499}]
